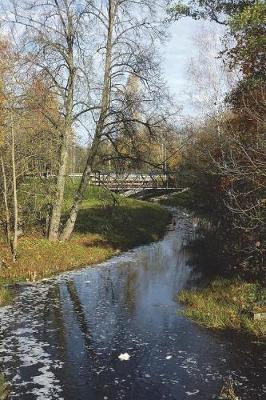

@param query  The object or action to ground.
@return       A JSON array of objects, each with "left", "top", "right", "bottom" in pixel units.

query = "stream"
[{"left": 0, "top": 210, "right": 265, "bottom": 400}]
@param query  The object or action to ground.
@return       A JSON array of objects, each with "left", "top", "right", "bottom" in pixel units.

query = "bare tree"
[
  {"left": 186, "top": 24, "right": 237, "bottom": 120},
  {"left": 4, "top": 0, "right": 95, "bottom": 240},
  {"left": 60, "top": 0, "right": 171, "bottom": 240},
  {"left": 3, "top": 0, "right": 177, "bottom": 242}
]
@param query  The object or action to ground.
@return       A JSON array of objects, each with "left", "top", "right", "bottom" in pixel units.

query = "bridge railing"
[{"left": 68, "top": 172, "right": 174, "bottom": 190}]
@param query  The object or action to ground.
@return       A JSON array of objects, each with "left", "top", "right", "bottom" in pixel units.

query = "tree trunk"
[
  {"left": 48, "top": 12, "right": 75, "bottom": 241},
  {"left": 48, "top": 127, "right": 70, "bottom": 241},
  {"left": 0, "top": 156, "right": 11, "bottom": 246},
  {"left": 11, "top": 118, "right": 18, "bottom": 262},
  {"left": 59, "top": 138, "right": 100, "bottom": 241},
  {"left": 60, "top": 0, "right": 117, "bottom": 241}
]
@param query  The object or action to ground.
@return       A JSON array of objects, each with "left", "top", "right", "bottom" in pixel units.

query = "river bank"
[
  {"left": 158, "top": 192, "right": 266, "bottom": 340},
  {"left": 178, "top": 278, "right": 266, "bottom": 339},
  {"left": 0, "top": 186, "right": 170, "bottom": 305}
]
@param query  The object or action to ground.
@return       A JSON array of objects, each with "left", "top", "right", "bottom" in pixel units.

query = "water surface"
[{"left": 0, "top": 210, "right": 265, "bottom": 400}]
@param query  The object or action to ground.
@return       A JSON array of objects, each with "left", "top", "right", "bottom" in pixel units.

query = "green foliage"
[
  {"left": 228, "top": 2, "right": 266, "bottom": 77},
  {"left": 170, "top": 1, "right": 254, "bottom": 23},
  {"left": 168, "top": 2, "right": 191, "bottom": 19},
  {"left": 230, "top": 2, "right": 266, "bottom": 30},
  {"left": 178, "top": 279, "right": 266, "bottom": 338}
]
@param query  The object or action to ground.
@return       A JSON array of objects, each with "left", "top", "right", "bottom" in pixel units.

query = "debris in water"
[
  {"left": 186, "top": 389, "right": 200, "bottom": 396},
  {"left": 219, "top": 379, "right": 239, "bottom": 399},
  {"left": 118, "top": 353, "right": 130, "bottom": 361}
]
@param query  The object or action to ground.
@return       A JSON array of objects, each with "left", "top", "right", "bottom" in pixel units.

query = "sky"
[{"left": 161, "top": 17, "right": 223, "bottom": 117}]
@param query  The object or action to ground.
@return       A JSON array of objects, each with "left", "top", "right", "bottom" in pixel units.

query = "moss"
[{"left": 178, "top": 278, "right": 266, "bottom": 338}]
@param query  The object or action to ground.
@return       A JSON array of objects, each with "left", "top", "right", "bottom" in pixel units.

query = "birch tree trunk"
[
  {"left": 48, "top": 124, "right": 72, "bottom": 241},
  {"left": 48, "top": 8, "right": 75, "bottom": 241},
  {"left": 60, "top": 0, "right": 117, "bottom": 241},
  {"left": 0, "top": 156, "right": 11, "bottom": 246},
  {"left": 11, "top": 117, "right": 18, "bottom": 261}
]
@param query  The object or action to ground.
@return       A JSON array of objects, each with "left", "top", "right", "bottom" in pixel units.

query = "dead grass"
[
  {"left": 0, "top": 234, "right": 115, "bottom": 284},
  {"left": 0, "top": 374, "right": 10, "bottom": 400},
  {"left": 178, "top": 279, "right": 266, "bottom": 338},
  {"left": 0, "top": 287, "right": 13, "bottom": 307}
]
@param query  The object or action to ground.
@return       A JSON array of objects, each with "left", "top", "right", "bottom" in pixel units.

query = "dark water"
[{"left": 0, "top": 211, "right": 265, "bottom": 400}]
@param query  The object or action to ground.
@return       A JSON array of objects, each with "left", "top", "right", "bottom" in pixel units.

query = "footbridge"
[{"left": 69, "top": 172, "right": 186, "bottom": 198}]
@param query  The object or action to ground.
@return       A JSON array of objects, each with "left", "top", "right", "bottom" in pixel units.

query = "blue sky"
[{"left": 161, "top": 17, "right": 221, "bottom": 116}]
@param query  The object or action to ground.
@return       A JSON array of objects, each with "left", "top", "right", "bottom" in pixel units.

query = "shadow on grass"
[{"left": 74, "top": 204, "right": 170, "bottom": 250}]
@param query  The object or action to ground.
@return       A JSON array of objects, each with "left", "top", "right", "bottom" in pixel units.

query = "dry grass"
[
  {"left": 0, "top": 287, "right": 13, "bottom": 307},
  {"left": 178, "top": 279, "right": 266, "bottom": 338},
  {"left": 0, "top": 234, "right": 115, "bottom": 284},
  {"left": 0, "top": 374, "right": 10, "bottom": 400}
]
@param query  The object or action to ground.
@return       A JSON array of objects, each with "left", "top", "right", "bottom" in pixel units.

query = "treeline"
[
  {"left": 172, "top": 0, "right": 265, "bottom": 275},
  {"left": 0, "top": 0, "right": 182, "bottom": 261}
]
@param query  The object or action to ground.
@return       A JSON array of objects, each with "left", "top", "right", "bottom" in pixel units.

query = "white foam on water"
[{"left": 0, "top": 285, "right": 63, "bottom": 399}]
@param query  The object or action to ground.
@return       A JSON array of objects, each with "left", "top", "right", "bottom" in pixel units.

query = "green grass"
[
  {"left": 63, "top": 180, "right": 171, "bottom": 248},
  {"left": 178, "top": 279, "right": 266, "bottom": 338},
  {"left": 0, "top": 182, "right": 170, "bottom": 286},
  {"left": 158, "top": 189, "right": 193, "bottom": 208}
]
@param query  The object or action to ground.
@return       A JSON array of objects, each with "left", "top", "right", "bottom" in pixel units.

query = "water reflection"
[{"left": 0, "top": 210, "right": 265, "bottom": 400}]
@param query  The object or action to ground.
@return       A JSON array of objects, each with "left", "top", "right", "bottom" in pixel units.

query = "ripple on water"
[{"left": 0, "top": 211, "right": 265, "bottom": 400}]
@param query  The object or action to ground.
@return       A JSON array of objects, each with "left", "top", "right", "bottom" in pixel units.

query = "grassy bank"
[
  {"left": 0, "top": 183, "right": 170, "bottom": 302},
  {"left": 178, "top": 279, "right": 266, "bottom": 338},
  {"left": 0, "top": 288, "right": 13, "bottom": 307},
  {"left": 161, "top": 191, "right": 265, "bottom": 338},
  {"left": 158, "top": 190, "right": 193, "bottom": 209}
]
